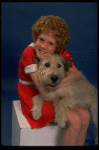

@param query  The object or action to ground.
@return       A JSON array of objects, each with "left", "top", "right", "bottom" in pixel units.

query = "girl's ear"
[
  {"left": 33, "top": 56, "right": 41, "bottom": 64},
  {"left": 60, "top": 56, "right": 71, "bottom": 72}
]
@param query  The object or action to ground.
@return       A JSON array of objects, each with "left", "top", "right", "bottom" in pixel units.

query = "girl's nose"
[{"left": 41, "top": 42, "right": 47, "bottom": 50}]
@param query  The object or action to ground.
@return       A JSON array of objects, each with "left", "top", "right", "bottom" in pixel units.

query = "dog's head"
[{"left": 33, "top": 54, "right": 71, "bottom": 91}]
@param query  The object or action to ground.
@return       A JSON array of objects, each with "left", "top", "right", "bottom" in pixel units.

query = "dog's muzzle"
[
  {"left": 51, "top": 75, "right": 58, "bottom": 82},
  {"left": 50, "top": 75, "right": 58, "bottom": 87}
]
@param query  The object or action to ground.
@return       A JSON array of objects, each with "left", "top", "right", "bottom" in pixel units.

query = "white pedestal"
[{"left": 12, "top": 100, "right": 64, "bottom": 146}]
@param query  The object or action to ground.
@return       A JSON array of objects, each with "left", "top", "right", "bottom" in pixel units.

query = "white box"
[{"left": 12, "top": 100, "right": 64, "bottom": 146}]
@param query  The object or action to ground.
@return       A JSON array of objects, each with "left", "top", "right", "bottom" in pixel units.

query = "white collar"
[{"left": 28, "top": 42, "right": 35, "bottom": 48}]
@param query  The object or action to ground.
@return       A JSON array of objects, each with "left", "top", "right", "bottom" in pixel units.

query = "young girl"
[{"left": 18, "top": 15, "right": 90, "bottom": 146}]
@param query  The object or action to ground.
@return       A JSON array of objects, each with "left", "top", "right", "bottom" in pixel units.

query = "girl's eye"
[
  {"left": 39, "top": 38, "right": 44, "bottom": 41},
  {"left": 49, "top": 42, "right": 53, "bottom": 45}
]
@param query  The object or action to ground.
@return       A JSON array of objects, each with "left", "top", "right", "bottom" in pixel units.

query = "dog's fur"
[{"left": 30, "top": 54, "right": 98, "bottom": 144}]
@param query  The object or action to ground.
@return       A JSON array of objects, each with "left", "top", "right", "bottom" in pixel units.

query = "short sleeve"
[
  {"left": 59, "top": 49, "right": 74, "bottom": 68},
  {"left": 19, "top": 46, "right": 37, "bottom": 74}
]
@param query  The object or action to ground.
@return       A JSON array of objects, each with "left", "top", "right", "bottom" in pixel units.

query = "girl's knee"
[
  {"left": 73, "top": 105, "right": 90, "bottom": 127},
  {"left": 79, "top": 108, "right": 90, "bottom": 126}
]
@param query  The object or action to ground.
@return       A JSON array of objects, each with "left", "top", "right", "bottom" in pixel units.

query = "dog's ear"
[
  {"left": 33, "top": 56, "right": 40, "bottom": 64},
  {"left": 60, "top": 56, "right": 71, "bottom": 72}
]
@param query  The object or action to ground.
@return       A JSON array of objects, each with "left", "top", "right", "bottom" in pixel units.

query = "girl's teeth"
[
  {"left": 41, "top": 51, "right": 46, "bottom": 53},
  {"left": 39, "top": 49, "right": 46, "bottom": 53}
]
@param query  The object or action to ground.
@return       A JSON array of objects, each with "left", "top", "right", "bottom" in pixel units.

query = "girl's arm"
[
  {"left": 30, "top": 65, "right": 80, "bottom": 94},
  {"left": 57, "top": 65, "right": 80, "bottom": 88}
]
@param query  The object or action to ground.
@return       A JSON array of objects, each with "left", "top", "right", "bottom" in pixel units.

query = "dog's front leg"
[
  {"left": 54, "top": 95, "right": 76, "bottom": 128},
  {"left": 54, "top": 100, "right": 67, "bottom": 128},
  {"left": 30, "top": 94, "right": 43, "bottom": 120}
]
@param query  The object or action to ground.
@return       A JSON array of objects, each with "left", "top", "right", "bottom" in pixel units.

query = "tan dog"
[{"left": 30, "top": 54, "right": 98, "bottom": 144}]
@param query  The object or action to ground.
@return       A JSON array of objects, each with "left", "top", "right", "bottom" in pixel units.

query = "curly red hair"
[{"left": 32, "top": 15, "right": 70, "bottom": 51}]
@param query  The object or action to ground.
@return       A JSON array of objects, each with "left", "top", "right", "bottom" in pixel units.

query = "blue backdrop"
[{"left": 1, "top": 2, "right": 98, "bottom": 146}]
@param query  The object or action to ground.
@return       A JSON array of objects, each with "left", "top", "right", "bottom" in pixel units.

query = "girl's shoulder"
[
  {"left": 22, "top": 42, "right": 36, "bottom": 57},
  {"left": 55, "top": 49, "right": 72, "bottom": 57},
  {"left": 58, "top": 49, "right": 74, "bottom": 68}
]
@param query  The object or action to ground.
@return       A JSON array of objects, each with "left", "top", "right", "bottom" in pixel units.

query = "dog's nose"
[{"left": 51, "top": 75, "right": 58, "bottom": 82}]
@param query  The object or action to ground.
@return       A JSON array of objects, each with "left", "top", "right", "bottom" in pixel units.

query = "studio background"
[{"left": 1, "top": 2, "right": 98, "bottom": 146}]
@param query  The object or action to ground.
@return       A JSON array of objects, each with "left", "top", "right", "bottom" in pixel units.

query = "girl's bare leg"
[
  {"left": 63, "top": 108, "right": 82, "bottom": 146},
  {"left": 63, "top": 105, "right": 90, "bottom": 146},
  {"left": 73, "top": 105, "right": 90, "bottom": 146}
]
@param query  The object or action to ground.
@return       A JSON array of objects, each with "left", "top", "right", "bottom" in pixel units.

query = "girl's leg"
[
  {"left": 73, "top": 105, "right": 90, "bottom": 146},
  {"left": 63, "top": 108, "right": 82, "bottom": 146},
  {"left": 63, "top": 104, "right": 90, "bottom": 146}
]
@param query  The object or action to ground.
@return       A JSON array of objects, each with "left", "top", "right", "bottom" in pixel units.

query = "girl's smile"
[{"left": 34, "top": 33, "right": 56, "bottom": 58}]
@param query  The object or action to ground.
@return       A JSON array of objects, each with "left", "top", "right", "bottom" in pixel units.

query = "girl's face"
[{"left": 34, "top": 33, "right": 56, "bottom": 58}]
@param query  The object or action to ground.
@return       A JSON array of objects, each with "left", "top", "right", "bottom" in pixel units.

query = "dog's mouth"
[{"left": 49, "top": 83, "right": 57, "bottom": 87}]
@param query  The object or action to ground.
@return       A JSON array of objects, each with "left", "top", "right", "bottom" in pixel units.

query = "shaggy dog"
[{"left": 30, "top": 54, "right": 98, "bottom": 144}]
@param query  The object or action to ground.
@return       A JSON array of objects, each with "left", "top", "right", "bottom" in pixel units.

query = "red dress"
[{"left": 18, "top": 43, "right": 74, "bottom": 128}]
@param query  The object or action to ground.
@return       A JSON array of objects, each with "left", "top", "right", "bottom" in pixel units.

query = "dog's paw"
[
  {"left": 55, "top": 117, "right": 66, "bottom": 128},
  {"left": 55, "top": 111, "right": 67, "bottom": 128},
  {"left": 30, "top": 105, "right": 42, "bottom": 121},
  {"left": 31, "top": 109, "right": 42, "bottom": 121},
  {"left": 30, "top": 94, "right": 43, "bottom": 120}
]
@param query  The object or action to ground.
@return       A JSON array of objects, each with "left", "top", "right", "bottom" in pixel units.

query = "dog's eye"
[
  {"left": 44, "top": 63, "right": 50, "bottom": 67},
  {"left": 57, "top": 64, "right": 61, "bottom": 68}
]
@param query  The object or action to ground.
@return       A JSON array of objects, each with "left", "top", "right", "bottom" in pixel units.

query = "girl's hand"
[{"left": 57, "top": 65, "right": 80, "bottom": 88}]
